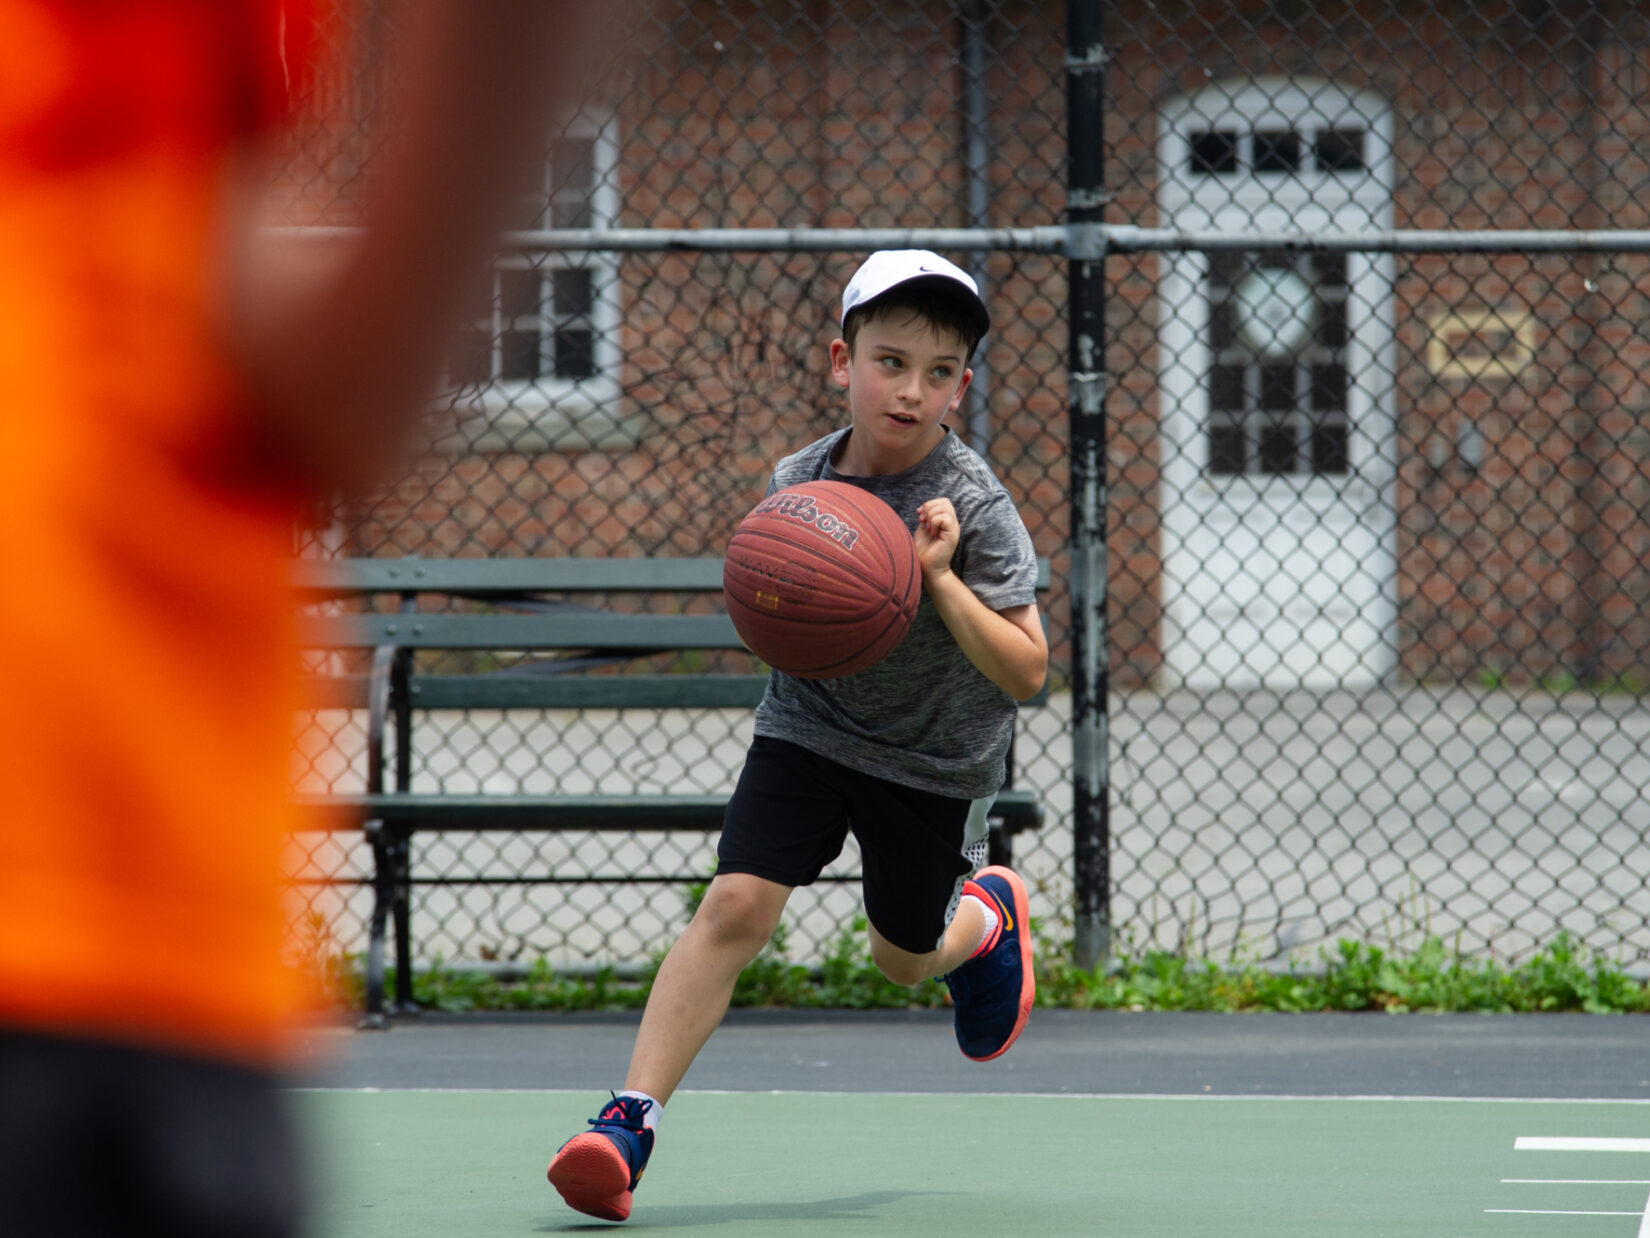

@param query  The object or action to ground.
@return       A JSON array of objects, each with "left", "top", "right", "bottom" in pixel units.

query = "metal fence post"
[
  {"left": 1066, "top": 0, "right": 1110, "bottom": 971},
  {"left": 962, "top": 0, "right": 993, "bottom": 457}
]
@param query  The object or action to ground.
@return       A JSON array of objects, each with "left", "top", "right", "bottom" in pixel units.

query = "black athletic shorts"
[
  {"left": 0, "top": 1028, "right": 304, "bottom": 1238},
  {"left": 717, "top": 736, "right": 993, "bottom": 954}
]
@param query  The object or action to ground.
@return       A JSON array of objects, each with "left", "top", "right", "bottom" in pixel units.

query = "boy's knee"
[
  {"left": 869, "top": 939, "right": 937, "bottom": 988},
  {"left": 876, "top": 958, "right": 933, "bottom": 988},
  {"left": 694, "top": 875, "right": 786, "bottom": 950}
]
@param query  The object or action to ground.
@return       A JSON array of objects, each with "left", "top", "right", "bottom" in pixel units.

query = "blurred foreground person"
[{"left": 0, "top": 2, "right": 610, "bottom": 1233}]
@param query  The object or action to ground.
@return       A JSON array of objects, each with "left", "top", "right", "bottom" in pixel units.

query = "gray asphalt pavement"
[{"left": 292, "top": 1009, "right": 1649, "bottom": 1100}]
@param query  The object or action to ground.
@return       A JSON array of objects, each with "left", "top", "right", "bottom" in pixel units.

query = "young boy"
[{"left": 547, "top": 251, "right": 1049, "bottom": 1223}]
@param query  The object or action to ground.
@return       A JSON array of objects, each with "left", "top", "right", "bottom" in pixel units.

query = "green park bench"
[{"left": 291, "top": 555, "right": 1048, "bottom": 1027}]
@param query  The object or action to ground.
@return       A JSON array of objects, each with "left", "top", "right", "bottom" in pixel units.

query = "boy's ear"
[
  {"left": 829, "top": 338, "right": 852, "bottom": 388},
  {"left": 946, "top": 367, "right": 975, "bottom": 412}
]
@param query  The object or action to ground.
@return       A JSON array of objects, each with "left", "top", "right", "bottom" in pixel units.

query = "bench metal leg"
[
  {"left": 358, "top": 819, "right": 389, "bottom": 1031},
  {"left": 389, "top": 827, "right": 420, "bottom": 1016},
  {"left": 987, "top": 823, "right": 1013, "bottom": 869}
]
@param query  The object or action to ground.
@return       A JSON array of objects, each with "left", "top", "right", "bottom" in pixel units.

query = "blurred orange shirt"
[{"left": 0, "top": 0, "right": 317, "bottom": 1065}]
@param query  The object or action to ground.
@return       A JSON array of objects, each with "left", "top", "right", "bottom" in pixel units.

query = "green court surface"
[{"left": 299, "top": 1089, "right": 1650, "bottom": 1236}]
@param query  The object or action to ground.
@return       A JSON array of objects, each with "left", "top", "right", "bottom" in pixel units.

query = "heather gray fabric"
[{"left": 751, "top": 427, "right": 1038, "bottom": 800}]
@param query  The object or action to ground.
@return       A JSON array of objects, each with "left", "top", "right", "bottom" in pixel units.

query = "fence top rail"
[
  {"left": 273, "top": 226, "right": 1070, "bottom": 253},
  {"left": 271, "top": 225, "right": 1650, "bottom": 256},
  {"left": 1098, "top": 226, "right": 1650, "bottom": 254}
]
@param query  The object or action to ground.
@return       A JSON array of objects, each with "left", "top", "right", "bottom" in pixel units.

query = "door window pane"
[
  {"left": 1210, "top": 363, "right": 1245, "bottom": 412},
  {"left": 1312, "top": 422, "right": 1350, "bottom": 474},
  {"left": 1210, "top": 298, "right": 1235, "bottom": 349},
  {"left": 1254, "top": 129, "right": 1300, "bottom": 173},
  {"left": 1315, "top": 128, "right": 1366, "bottom": 172},
  {"left": 1312, "top": 252, "right": 1348, "bottom": 287},
  {"left": 1319, "top": 300, "right": 1348, "bottom": 349},
  {"left": 1208, "top": 250, "right": 1241, "bottom": 290},
  {"left": 1311, "top": 363, "right": 1347, "bottom": 412},
  {"left": 1259, "top": 424, "right": 1298, "bottom": 473},
  {"left": 1209, "top": 424, "right": 1246, "bottom": 474},
  {"left": 1259, "top": 363, "right": 1295, "bottom": 411},
  {"left": 1191, "top": 130, "right": 1239, "bottom": 175}
]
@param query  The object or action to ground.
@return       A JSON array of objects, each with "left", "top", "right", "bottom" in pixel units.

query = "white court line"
[
  {"left": 1503, "top": 1136, "right": 1650, "bottom": 1235},
  {"left": 1503, "top": 1180, "right": 1650, "bottom": 1185},
  {"left": 290, "top": 1089, "right": 1650, "bottom": 1109},
  {"left": 1486, "top": 1210, "right": 1644, "bottom": 1217},
  {"left": 1517, "top": 1138, "right": 1650, "bottom": 1153}
]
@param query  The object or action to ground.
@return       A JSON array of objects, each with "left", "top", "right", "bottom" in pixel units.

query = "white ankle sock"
[
  {"left": 619, "top": 1089, "right": 662, "bottom": 1132},
  {"left": 962, "top": 892, "right": 999, "bottom": 956}
]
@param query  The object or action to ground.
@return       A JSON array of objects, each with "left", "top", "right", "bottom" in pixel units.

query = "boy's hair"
[{"left": 843, "top": 286, "right": 985, "bottom": 363}]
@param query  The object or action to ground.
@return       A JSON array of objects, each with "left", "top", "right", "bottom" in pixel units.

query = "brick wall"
[{"left": 303, "top": 0, "right": 1650, "bottom": 689}]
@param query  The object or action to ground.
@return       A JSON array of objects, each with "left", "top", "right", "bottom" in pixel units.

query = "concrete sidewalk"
[{"left": 290, "top": 682, "right": 1650, "bottom": 970}]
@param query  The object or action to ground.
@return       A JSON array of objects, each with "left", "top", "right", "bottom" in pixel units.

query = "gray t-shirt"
[{"left": 752, "top": 427, "right": 1039, "bottom": 799}]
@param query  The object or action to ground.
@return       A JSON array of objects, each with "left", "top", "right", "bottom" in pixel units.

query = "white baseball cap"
[{"left": 840, "top": 249, "right": 991, "bottom": 339}]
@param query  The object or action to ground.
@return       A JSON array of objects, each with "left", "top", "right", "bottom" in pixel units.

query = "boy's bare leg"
[
  {"left": 548, "top": 872, "right": 792, "bottom": 1220},
  {"left": 865, "top": 897, "right": 986, "bottom": 988},
  {"left": 623, "top": 872, "right": 792, "bottom": 1105}
]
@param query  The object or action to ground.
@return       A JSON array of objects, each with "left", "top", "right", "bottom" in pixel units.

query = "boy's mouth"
[{"left": 887, "top": 412, "right": 918, "bottom": 426}]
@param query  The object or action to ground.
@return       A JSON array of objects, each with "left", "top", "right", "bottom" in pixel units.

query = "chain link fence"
[{"left": 287, "top": 0, "right": 1650, "bottom": 977}]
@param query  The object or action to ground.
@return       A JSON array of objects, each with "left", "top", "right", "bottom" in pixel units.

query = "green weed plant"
[
  {"left": 319, "top": 884, "right": 1647, "bottom": 1015},
  {"left": 353, "top": 926, "right": 1647, "bottom": 1016},
  {"left": 1036, "top": 931, "right": 1650, "bottom": 1014}
]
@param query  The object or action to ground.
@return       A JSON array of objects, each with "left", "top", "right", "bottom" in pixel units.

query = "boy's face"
[{"left": 829, "top": 309, "right": 973, "bottom": 472}]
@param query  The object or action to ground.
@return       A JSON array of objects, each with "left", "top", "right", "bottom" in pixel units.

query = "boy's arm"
[{"left": 916, "top": 499, "right": 1049, "bottom": 702}]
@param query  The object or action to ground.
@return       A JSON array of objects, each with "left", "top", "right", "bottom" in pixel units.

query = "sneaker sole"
[
  {"left": 966, "top": 865, "right": 1035, "bottom": 1062},
  {"left": 548, "top": 1133, "right": 635, "bottom": 1222}
]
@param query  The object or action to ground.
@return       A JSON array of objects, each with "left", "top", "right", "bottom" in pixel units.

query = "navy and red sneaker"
[
  {"left": 944, "top": 865, "right": 1035, "bottom": 1061},
  {"left": 547, "top": 1092, "right": 655, "bottom": 1222}
]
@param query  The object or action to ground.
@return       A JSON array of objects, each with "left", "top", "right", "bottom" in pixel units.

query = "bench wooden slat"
[
  {"left": 299, "top": 611, "right": 745, "bottom": 652},
  {"left": 296, "top": 792, "right": 732, "bottom": 832},
  {"left": 303, "top": 670, "right": 1044, "bottom": 709},
  {"left": 294, "top": 555, "right": 1049, "bottom": 598},
  {"left": 300, "top": 672, "right": 773, "bottom": 711},
  {"left": 292, "top": 556, "right": 729, "bottom": 598},
  {"left": 293, "top": 788, "right": 1042, "bottom": 833}
]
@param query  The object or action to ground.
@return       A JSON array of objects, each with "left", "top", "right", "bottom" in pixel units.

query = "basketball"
[{"left": 723, "top": 480, "right": 921, "bottom": 679}]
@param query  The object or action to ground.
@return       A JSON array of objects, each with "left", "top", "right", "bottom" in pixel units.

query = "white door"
[{"left": 1157, "top": 80, "right": 1399, "bottom": 689}]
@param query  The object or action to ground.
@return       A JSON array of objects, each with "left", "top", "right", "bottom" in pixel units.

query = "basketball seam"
[{"left": 727, "top": 530, "right": 898, "bottom": 613}]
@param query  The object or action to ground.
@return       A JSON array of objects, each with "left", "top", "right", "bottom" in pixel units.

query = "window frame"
[{"left": 437, "top": 114, "right": 631, "bottom": 452}]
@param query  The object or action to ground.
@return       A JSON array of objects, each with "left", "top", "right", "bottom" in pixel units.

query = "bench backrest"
[
  {"left": 295, "top": 557, "right": 740, "bottom": 653},
  {"left": 296, "top": 556, "right": 1050, "bottom": 652},
  {"left": 295, "top": 555, "right": 1052, "bottom": 709},
  {"left": 292, "top": 556, "right": 730, "bottom": 599}
]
